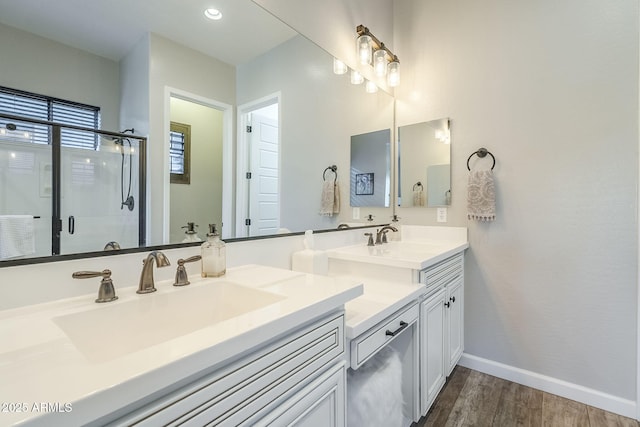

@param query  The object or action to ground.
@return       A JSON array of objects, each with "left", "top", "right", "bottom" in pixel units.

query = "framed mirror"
[
  {"left": 397, "top": 118, "right": 451, "bottom": 208},
  {"left": 0, "top": 0, "right": 394, "bottom": 265}
]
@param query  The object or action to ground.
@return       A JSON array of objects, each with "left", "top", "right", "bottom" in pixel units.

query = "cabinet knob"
[
  {"left": 444, "top": 301, "right": 450, "bottom": 308},
  {"left": 450, "top": 296, "right": 456, "bottom": 303}
]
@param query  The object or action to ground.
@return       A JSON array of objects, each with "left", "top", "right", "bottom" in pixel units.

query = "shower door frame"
[{"left": 0, "top": 112, "right": 147, "bottom": 256}]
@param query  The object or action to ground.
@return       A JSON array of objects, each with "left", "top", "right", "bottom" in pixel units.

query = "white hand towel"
[
  {"left": 467, "top": 170, "right": 496, "bottom": 221},
  {"left": 413, "top": 189, "right": 424, "bottom": 206},
  {"left": 320, "top": 180, "right": 340, "bottom": 216},
  {"left": 332, "top": 181, "right": 340, "bottom": 215},
  {"left": 0, "top": 215, "right": 36, "bottom": 259}
]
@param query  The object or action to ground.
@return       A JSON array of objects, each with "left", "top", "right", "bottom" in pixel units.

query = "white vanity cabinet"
[
  {"left": 326, "top": 228, "right": 468, "bottom": 422},
  {"left": 106, "top": 312, "right": 347, "bottom": 427},
  {"left": 418, "top": 253, "right": 464, "bottom": 414}
]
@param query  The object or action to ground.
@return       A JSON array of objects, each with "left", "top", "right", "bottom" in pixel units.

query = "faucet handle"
[
  {"left": 174, "top": 255, "right": 202, "bottom": 287},
  {"left": 381, "top": 230, "right": 390, "bottom": 244},
  {"left": 375, "top": 229, "right": 383, "bottom": 245},
  {"left": 72, "top": 269, "right": 118, "bottom": 303},
  {"left": 364, "top": 232, "right": 374, "bottom": 246}
]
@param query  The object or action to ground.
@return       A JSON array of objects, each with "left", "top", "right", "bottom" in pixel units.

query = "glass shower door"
[
  {"left": 59, "top": 131, "right": 143, "bottom": 255},
  {"left": 0, "top": 117, "right": 52, "bottom": 260}
]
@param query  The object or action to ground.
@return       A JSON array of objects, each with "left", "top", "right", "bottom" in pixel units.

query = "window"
[
  {"left": 0, "top": 86, "right": 101, "bottom": 150},
  {"left": 170, "top": 121, "right": 191, "bottom": 184}
]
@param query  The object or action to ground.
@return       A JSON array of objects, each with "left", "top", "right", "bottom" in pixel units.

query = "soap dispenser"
[
  {"left": 181, "top": 222, "right": 201, "bottom": 243},
  {"left": 201, "top": 224, "right": 226, "bottom": 277}
]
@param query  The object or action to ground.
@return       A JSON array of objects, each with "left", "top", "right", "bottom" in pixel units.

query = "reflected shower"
[
  {"left": 118, "top": 128, "right": 135, "bottom": 211},
  {"left": 106, "top": 128, "right": 135, "bottom": 211}
]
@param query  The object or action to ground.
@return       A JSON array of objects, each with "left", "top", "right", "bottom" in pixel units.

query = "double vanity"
[{"left": 0, "top": 226, "right": 467, "bottom": 426}]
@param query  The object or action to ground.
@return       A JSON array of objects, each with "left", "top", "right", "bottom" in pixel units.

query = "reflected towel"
[
  {"left": 0, "top": 215, "right": 35, "bottom": 259},
  {"left": 320, "top": 180, "right": 340, "bottom": 216},
  {"left": 467, "top": 170, "right": 496, "bottom": 221},
  {"left": 413, "top": 189, "right": 424, "bottom": 207}
]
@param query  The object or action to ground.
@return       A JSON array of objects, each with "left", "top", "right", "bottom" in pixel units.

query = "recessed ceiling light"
[{"left": 204, "top": 8, "right": 222, "bottom": 20}]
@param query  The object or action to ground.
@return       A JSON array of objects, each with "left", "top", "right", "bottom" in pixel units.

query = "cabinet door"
[
  {"left": 446, "top": 278, "right": 464, "bottom": 375},
  {"left": 255, "top": 363, "right": 345, "bottom": 427},
  {"left": 420, "top": 288, "right": 446, "bottom": 415}
]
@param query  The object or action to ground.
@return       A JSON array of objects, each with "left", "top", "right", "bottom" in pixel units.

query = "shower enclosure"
[{"left": 0, "top": 113, "right": 146, "bottom": 260}]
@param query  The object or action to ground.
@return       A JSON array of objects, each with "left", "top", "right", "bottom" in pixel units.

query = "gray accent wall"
[{"left": 394, "top": 0, "right": 638, "bottom": 401}]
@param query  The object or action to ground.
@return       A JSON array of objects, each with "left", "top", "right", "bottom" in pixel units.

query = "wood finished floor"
[{"left": 413, "top": 366, "right": 639, "bottom": 427}]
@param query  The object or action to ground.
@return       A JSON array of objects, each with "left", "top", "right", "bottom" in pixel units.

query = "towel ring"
[
  {"left": 467, "top": 147, "right": 495, "bottom": 171},
  {"left": 413, "top": 182, "right": 423, "bottom": 191},
  {"left": 323, "top": 165, "right": 338, "bottom": 183}
]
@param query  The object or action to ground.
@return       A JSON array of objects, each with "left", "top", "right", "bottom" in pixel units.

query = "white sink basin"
[
  {"left": 54, "top": 283, "right": 285, "bottom": 362},
  {"left": 327, "top": 240, "right": 467, "bottom": 269}
]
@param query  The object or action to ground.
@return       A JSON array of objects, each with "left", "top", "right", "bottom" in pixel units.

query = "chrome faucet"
[
  {"left": 375, "top": 225, "right": 398, "bottom": 244},
  {"left": 138, "top": 251, "right": 171, "bottom": 294}
]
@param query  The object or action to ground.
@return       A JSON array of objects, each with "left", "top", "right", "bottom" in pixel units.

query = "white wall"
[
  {"left": 0, "top": 23, "right": 120, "bottom": 131},
  {"left": 169, "top": 98, "right": 223, "bottom": 243},
  {"left": 237, "top": 35, "right": 395, "bottom": 231},
  {"left": 120, "top": 35, "right": 150, "bottom": 136},
  {"left": 394, "top": 0, "right": 638, "bottom": 404},
  {"left": 147, "top": 34, "right": 236, "bottom": 245}
]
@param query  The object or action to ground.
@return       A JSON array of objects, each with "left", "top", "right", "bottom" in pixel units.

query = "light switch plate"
[
  {"left": 437, "top": 208, "right": 447, "bottom": 223},
  {"left": 353, "top": 207, "right": 360, "bottom": 220}
]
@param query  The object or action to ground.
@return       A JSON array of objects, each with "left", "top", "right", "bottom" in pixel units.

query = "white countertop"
[
  {"left": 343, "top": 277, "right": 426, "bottom": 338},
  {"left": 0, "top": 265, "right": 362, "bottom": 427},
  {"left": 327, "top": 240, "right": 469, "bottom": 270},
  {"left": 327, "top": 225, "right": 469, "bottom": 270}
]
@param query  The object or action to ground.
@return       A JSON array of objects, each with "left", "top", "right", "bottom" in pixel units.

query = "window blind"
[
  {"left": 169, "top": 130, "right": 185, "bottom": 174},
  {"left": 0, "top": 86, "right": 100, "bottom": 149}
]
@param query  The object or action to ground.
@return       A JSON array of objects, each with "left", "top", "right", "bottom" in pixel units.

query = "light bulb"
[
  {"left": 373, "top": 49, "right": 387, "bottom": 77},
  {"left": 333, "top": 58, "right": 348, "bottom": 75},
  {"left": 365, "top": 80, "right": 378, "bottom": 93},
  {"left": 204, "top": 8, "right": 222, "bottom": 20},
  {"left": 351, "top": 70, "right": 364, "bottom": 85},
  {"left": 387, "top": 60, "right": 400, "bottom": 87},
  {"left": 356, "top": 34, "right": 372, "bottom": 65}
]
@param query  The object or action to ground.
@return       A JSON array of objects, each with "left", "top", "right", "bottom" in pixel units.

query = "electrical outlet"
[
  {"left": 353, "top": 207, "right": 360, "bottom": 220},
  {"left": 437, "top": 208, "right": 447, "bottom": 223}
]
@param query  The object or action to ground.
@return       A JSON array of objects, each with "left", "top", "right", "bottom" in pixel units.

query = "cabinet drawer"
[
  {"left": 350, "top": 303, "right": 419, "bottom": 369},
  {"left": 419, "top": 253, "right": 463, "bottom": 290},
  {"left": 115, "top": 314, "right": 344, "bottom": 426}
]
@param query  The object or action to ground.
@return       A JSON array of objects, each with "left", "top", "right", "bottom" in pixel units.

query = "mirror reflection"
[
  {"left": 0, "top": 0, "right": 394, "bottom": 263},
  {"left": 398, "top": 118, "right": 451, "bottom": 208},
  {"left": 350, "top": 129, "right": 391, "bottom": 208}
]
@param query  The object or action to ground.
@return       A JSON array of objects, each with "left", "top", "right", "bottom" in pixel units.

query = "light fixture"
[
  {"left": 333, "top": 58, "right": 348, "bottom": 75},
  {"left": 387, "top": 57, "right": 400, "bottom": 87},
  {"left": 356, "top": 33, "right": 373, "bottom": 65},
  {"left": 355, "top": 25, "right": 400, "bottom": 87},
  {"left": 350, "top": 70, "right": 364, "bottom": 85},
  {"left": 204, "top": 8, "right": 222, "bottom": 20},
  {"left": 373, "top": 48, "right": 387, "bottom": 77},
  {"left": 365, "top": 80, "right": 378, "bottom": 93},
  {"left": 435, "top": 122, "right": 451, "bottom": 144}
]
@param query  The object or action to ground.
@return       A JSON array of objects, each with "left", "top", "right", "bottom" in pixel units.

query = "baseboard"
[{"left": 459, "top": 353, "right": 637, "bottom": 420}]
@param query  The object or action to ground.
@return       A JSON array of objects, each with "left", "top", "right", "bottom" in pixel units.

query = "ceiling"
[{"left": 0, "top": 0, "right": 297, "bottom": 65}]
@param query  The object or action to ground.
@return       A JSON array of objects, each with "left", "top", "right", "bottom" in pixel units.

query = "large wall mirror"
[
  {"left": 0, "top": 0, "right": 394, "bottom": 265},
  {"left": 397, "top": 118, "right": 451, "bottom": 208}
]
